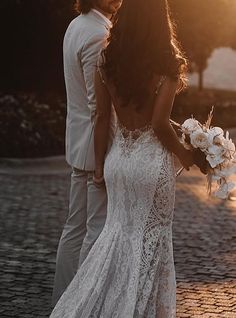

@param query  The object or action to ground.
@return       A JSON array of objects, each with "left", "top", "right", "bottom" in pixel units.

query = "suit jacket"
[{"left": 63, "top": 10, "right": 111, "bottom": 170}]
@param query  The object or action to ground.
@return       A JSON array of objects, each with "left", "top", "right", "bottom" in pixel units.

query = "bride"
[{"left": 50, "top": 0, "right": 206, "bottom": 317}]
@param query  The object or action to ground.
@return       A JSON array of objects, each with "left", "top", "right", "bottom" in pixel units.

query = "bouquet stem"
[{"left": 176, "top": 166, "right": 184, "bottom": 177}]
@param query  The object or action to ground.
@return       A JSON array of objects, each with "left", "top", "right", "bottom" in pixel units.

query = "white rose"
[
  {"left": 182, "top": 118, "right": 201, "bottom": 134},
  {"left": 209, "top": 127, "right": 224, "bottom": 137},
  {"left": 213, "top": 135, "right": 224, "bottom": 146},
  {"left": 208, "top": 127, "right": 224, "bottom": 145},
  {"left": 190, "top": 130, "right": 210, "bottom": 150}
]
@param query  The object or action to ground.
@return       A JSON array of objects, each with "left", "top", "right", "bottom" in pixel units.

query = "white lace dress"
[{"left": 50, "top": 122, "right": 176, "bottom": 318}]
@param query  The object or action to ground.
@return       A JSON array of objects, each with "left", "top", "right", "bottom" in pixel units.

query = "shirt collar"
[{"left": 91, "top": 9, "right": 113, "bottom": 29}]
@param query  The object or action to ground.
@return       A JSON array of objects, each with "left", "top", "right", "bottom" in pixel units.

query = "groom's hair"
[{"left": 74, "top": 0, "right": 94, "bottom": 14}]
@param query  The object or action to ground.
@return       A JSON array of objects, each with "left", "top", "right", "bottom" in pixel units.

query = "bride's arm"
[
  {"left": 94, "top": 68, "right": 111, "bottom": 181},
  {"left": 151, "top": 77, "right": 193, "bottom": 170}
]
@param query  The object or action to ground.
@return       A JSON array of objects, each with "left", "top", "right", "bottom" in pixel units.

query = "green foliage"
[
  {"left": 0, "top": 89, "right": 235, "bottom": 158},
  {"left": 0, "top": 92, "right": 66, "bottom": 157}
]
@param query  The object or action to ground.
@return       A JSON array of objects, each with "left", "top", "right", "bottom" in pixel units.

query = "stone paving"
[{"left": 0, "top": 157, "right": 236, "bottom": 318}]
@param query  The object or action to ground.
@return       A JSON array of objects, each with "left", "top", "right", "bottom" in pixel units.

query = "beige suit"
[
  {"left": 65, "top": 10, "right": 111, "bottom": 170},
  {"left": 52, "top": 10, "right": 111, "bottom": 306}
]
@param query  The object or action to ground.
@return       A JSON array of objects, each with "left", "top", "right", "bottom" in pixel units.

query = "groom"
[{"left": 52, "top": 0, "right": 122, "bottom": 306}]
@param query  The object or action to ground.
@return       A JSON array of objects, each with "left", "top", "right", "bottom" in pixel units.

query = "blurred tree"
[
  {"left": 1, "top": 1, "right": 235, "bottom": 94},
  {"left": 170, "top": 0, "right": 234, "bottom": 91},
  {"left": 225, "top": 2, "right": 236, "bottom": 51}
]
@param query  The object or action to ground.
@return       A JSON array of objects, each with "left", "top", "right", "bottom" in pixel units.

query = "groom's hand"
[
  {"left": 93, "top": 174, "right": 105, "bottom": 188},
  {"left": 193, "top": 149, "right": 208, "bottom": 175},
  {"left": 93, "top": 166, "right": 105, "bottom": 188}
]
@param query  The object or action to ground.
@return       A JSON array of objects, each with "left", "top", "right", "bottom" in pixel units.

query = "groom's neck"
[{"left": 92, "top": 6, "right": 112, "bottom": 19}]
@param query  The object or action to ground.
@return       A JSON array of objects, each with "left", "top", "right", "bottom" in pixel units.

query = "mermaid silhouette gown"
[{"left": 50, "top": 117, "right": 176, "bottom": 317}]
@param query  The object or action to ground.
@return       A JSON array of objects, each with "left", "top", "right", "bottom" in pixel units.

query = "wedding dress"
[{"left": 50, "top": 120, "right": 176, "bottom": 318}]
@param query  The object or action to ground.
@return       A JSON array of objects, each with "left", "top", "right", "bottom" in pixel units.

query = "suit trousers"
[{"left": 52, "top": 167, "right": 107, "bottom": 306}]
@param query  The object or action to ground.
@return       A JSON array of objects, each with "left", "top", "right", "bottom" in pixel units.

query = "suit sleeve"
[{"left": 80, "top": 33, "right": 107, "bottom": 121}]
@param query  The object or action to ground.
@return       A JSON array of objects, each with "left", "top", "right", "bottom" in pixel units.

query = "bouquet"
[{"left": 171, "top": 108, "right": 236, "bottom": 199}]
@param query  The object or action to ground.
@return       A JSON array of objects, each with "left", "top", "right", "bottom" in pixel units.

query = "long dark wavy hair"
[
  {"left": 103, "top": 0, "right": 188, "bottom": 108},
  {"left": 74, "top": 0, "right": 93, "bottom": 14}
]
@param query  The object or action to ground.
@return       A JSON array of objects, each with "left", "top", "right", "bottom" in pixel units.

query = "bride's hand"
[
  {"left": 193, "top": 149, "right": 208, "bottom": 175},
  {"left": 179, "top": 149, "right": 194, "bottom": 171}
]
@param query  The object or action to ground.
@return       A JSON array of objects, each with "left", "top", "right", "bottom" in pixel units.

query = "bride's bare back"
[
  {"left": 94, "top": 66, "right": 193, "bottom": 181},
  {"left": 99, "top": 68, "right": 163, "bottom": 131}
]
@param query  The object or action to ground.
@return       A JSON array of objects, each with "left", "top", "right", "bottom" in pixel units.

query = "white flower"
[
  {"left": 222, "top": 132, "right": 236, "bottom": 160},
  {"left": 177, "top": 113, "right": 236, "bottom": 200},
  {"left": 206, "top": 154, "right": 225, "bottom": 169},
  {"left": 213, "top": 167, "right": 234, "bottom": 179},
  {"left": 190, "top": 130, "right": 210, "bottom": 150},
  {"left": 207, "top": 144, "right": 225, "bottom": 156},
  {"left": 210, "top": 127, "right": 224, "bottom": 137},
  {"left": 213, "top": 181, "right": 235, "bottom": 199},
  {"left": 213, "top": 135, "right": 224, "bottom": 146},
  {"left": 182, "top": 118, "right": 201, "bottom": 134},
  {"left": 206, "top": 144, "right": 226, "bottom": 168},
  {"left": 208, "top": 127, "right": 224, "bottom": 145}
]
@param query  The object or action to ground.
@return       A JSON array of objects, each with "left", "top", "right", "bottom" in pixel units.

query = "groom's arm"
[
  {"left": 80, "top": 33, "right": 107, "bottom": 121},
  {"left": 94, "top": 68, "right": 111, "bottom": 180}
]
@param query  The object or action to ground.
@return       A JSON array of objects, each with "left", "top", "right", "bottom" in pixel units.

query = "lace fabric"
[{"left": 50, "top": 120, "right": 176, "bottom": 318}]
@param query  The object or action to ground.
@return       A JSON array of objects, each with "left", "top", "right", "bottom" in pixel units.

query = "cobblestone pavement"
[{"left": 0, "top": 157, "right": 236, "bottom": 318}]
